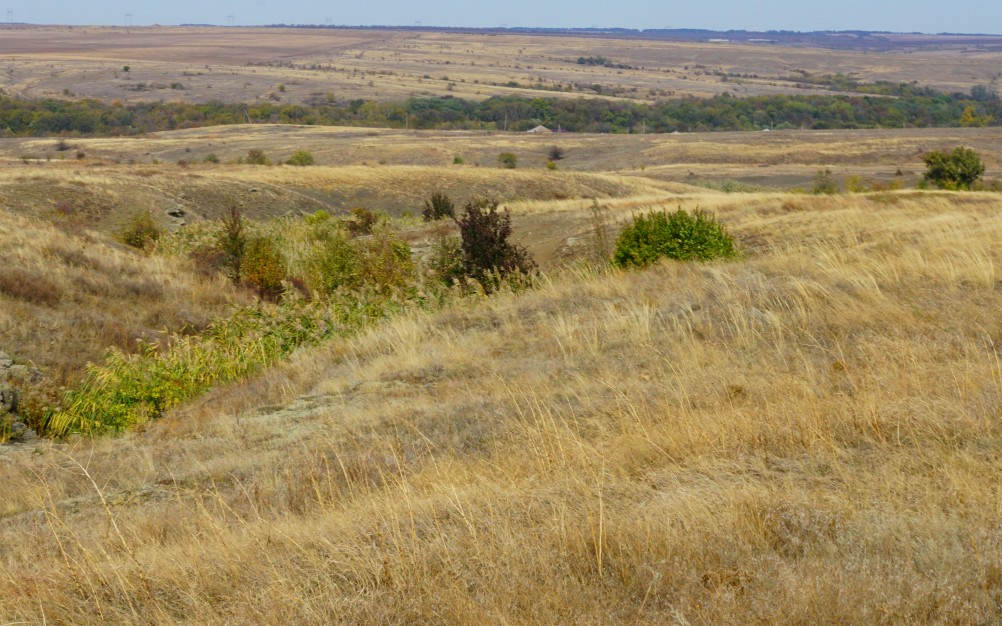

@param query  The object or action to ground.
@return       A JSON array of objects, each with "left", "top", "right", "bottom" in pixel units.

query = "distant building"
[{"left": 526, "top": 125, "right": 552, "bottom": 133}]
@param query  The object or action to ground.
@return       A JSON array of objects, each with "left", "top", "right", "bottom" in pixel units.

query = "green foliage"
[
  {"left": 545, "top": 160, "right": 557, "bottom": 170},
  {"left": 422, "top": 191, "right": 456, "bottom": 222},
  {"left": 203, "top": 153, "right": 220, "bottom": 163},
  {"left": 306, "top": 224, "right": 414, "bottom": 297},
  {"left": 305, "top": 209, "right": 331, "bottom": 226},
  {"left": 286, "top": 150, "right": 316, "bottom": 166},
  {"left": 308, "top": 230, "right": 361, "bottom": 294},
  {"left": 45, "top": 303, "right": 336, "bottom": 435},
  {"left": 612, "top": 207, "right": 738, "bottom": 268},
  {"left": 355, "top": 226, "right": 416, "bottom": 295},
  {"left": 455, "top": 198, "right": 537, "bottom": 293},
  {"left": 812, "top": 169, "right": 838, "bottom": 195},
  {"left": 245, "top": 149, "right": 270, "bottom": 165},
  {"left": 498, "top": 152, "right": 518, "bottom": 169},
  {"left": 120, "top": 210, "right": 162, "bottom": 249},
  {"left": 242, "top": 235, "right": 288, "bottom": 301},
  {"left": 452, "top": 155, "right": 465, "bottom": 165},
  {"left": 217, "top": 203, "right": 247, "bottom": 283},
  {"left": 922, "top": 147, "right": 985, "bottom": 190},
  {"left": 2, "top": 86, "right": 1001, "bottom": 138}
]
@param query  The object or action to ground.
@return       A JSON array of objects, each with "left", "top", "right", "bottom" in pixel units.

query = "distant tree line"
[{"left": 0, "top": 84, "right": 997, "bottom": 138}]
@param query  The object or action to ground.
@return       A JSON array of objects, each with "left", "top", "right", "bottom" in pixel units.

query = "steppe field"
[
  {"left": 1, "top": 25, "right": 1002, "bottom": 625},
  {"left": 2, "top": 25, "right": 1002, "bottom": 103}
]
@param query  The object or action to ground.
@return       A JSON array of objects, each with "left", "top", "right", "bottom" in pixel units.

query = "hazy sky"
[{"left": 5, "top": 1, "right": 1001, "bottom": 34}]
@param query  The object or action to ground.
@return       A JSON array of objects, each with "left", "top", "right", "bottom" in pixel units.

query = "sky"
[{"left": 4, "top": 1, "right": 1001, "bottom": 35}]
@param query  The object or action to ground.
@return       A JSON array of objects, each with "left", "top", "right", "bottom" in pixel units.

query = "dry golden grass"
[
  {"left": 1, "top": 26, "right": 1000, "bottom": 104},
  {"left": 2, "top": 191, "right": 1001, "bottom": 623},
  {"left": 0, "top": 209, "right": 250, "bottom": 408}
]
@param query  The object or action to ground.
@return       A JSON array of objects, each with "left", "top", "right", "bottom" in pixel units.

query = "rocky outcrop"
[{"left": 0, "top": 351, "right": 40, "bottom": 442}]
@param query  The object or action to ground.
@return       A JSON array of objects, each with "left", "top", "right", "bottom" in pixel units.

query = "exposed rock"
[
  {"left": 0, "top": 351, "right": 42, "bottom": 442},
  {"left": 166, "top": 205, "right": 186, "bottom": 218}
]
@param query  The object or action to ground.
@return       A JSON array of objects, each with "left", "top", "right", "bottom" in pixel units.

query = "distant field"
[
  {"left": 0, "top": 126, "right": 997, "bottom": 226},
  {"left": 1, "top": 25, "right": 1000, "bottom": 105}
]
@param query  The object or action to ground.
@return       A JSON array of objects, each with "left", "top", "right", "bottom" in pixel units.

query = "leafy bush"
[
  {"left": 612, "top": 207, "right": 738, "bottom": 268},
  {"left": 203, "top": 153, "right": 220, "bottom": 164},
  {"left": 452, "top": 155, "right": 465, "bottom": 165},
  {"left": 545, "top": 160, "right": 557, "bottom": 170},
  {"left": 422, "top": 191, "right": 456, "bottom": 221},
  {"left": 922, "top": 147, "right": 985, "bottom": 190},
  {"left": 286, "top": 150, "right": 316, "bottom": 166},
  {"left": 456, "top": 198, "right": 537, "bottom": 292},
  {"left": 355, "top": 226, "right": 416, "bottom": 295},
  {"left": 242, "top": 235, "right": 288, "bottom": 301},
  {"left": 308, "top": 230, "right": 362, "bottom": 294},
  {"left": 307, "top": 224, "right": 415, "bottom": 297},
  {"left": 548, "top": 145, "right": 565, "bottom": 161},
  {"left": 812, "top": 169, "right": 838, "bottom": 195},
  {"left": 344, "top": 207, "right": 380, "bottom": 236},
  {"left": 245, "top": 149, "right": 270, "bottom": 165},
  {"left": 120, "top": 210, "right": 162, "bottom": 249},
  {"left": 498, "top": 152, "right": 518, "bottom": 169},
  {"left": 427, "top": 235, "right": 466, "bottom": 287}
]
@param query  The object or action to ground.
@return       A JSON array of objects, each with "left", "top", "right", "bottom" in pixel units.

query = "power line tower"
[
  {"left": 5, "top": 9, "right": 13, "bottom": 23},
  {"left": 125, "top": 13, "right": 132, "bottom": 31},
  {"left": 227, "top": 14, "right": 235, "bottom": 26}
]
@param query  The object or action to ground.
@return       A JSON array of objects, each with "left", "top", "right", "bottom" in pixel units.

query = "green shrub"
[
  {"left": 305, "top": 209, "right": 331, "bottom": 226},
  {"left": 452, "top": 155, "right": 465, "bottom": 165},
  {"left": 355, "top": 226, "right": 416, "bottom": 295},
  {"left": 456, "top": 197, "right": 537, "bottom": 293},
  {"left": 498, "top": 152, "right": 518, "bottom": 169},
  {"left": 422, "top": 191, "right": 456, "bottom": 221},
  {"left": 922, "top": 147, "right": 985, "bottom": 190},
  {"left": 548, "top": 145, "right": 565, "bottom": 161},
  {"left": 307, "top": 224, "right": 415, "bottom": 297},
  {"left": 545, "top": 160, "right": 557, "bottom": 170},
  {"left": 612, "top": 207, "right": 738, "bottom": 268},
  {"left": 286, "top": 150, "right": 315, "bottom": 166},
  {"left": 427, "top": 235, "right": 465, "bottom": 287},
  {"left": 812, "top": 168, "right": 838, "bottom": 195},
  {"left": 242, "top": 235, "right": 288, "bottom": 301},
  {"left": 344, "top": 207, "right": 380, "bottom": 236},
  {"left": 308, "top": 230, "right": 362, "bottom": 294},
  {"left": 245, "top": 149, "right": 270, "bottom": 165},
  {"left": 203, "top": 153, "right": 220, "bottom": 164},
  {"left": 120, "top": 210, "right": 162, "bottom": 249}
]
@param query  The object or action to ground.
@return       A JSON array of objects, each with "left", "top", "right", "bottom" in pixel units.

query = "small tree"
[
  {"left": 217, "top": 203, "right": 247, "bottom": 283},
  {"left": 498, "top": 152, "right": 518, "bottom": 169},
  {"left": 548, "top": 145, "right": 565, "bottom": 161},
  {"left": 422, "top": 191, "right": 456, "bottom": 221},
  {"left": 922, "top": 147, "right": 985, "bottom": 190},
  {"left": 455, "top": 198, "right": 537, "bottom": 292}
]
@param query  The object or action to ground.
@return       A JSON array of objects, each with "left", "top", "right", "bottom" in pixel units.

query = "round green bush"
[{"left": 612, "top": 208, "right": 737, "bottom": 268}]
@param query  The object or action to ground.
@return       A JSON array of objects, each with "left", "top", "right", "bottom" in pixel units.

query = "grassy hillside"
[{"left": 2, "top": 191, "right": 1001, "bottom": 622}]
